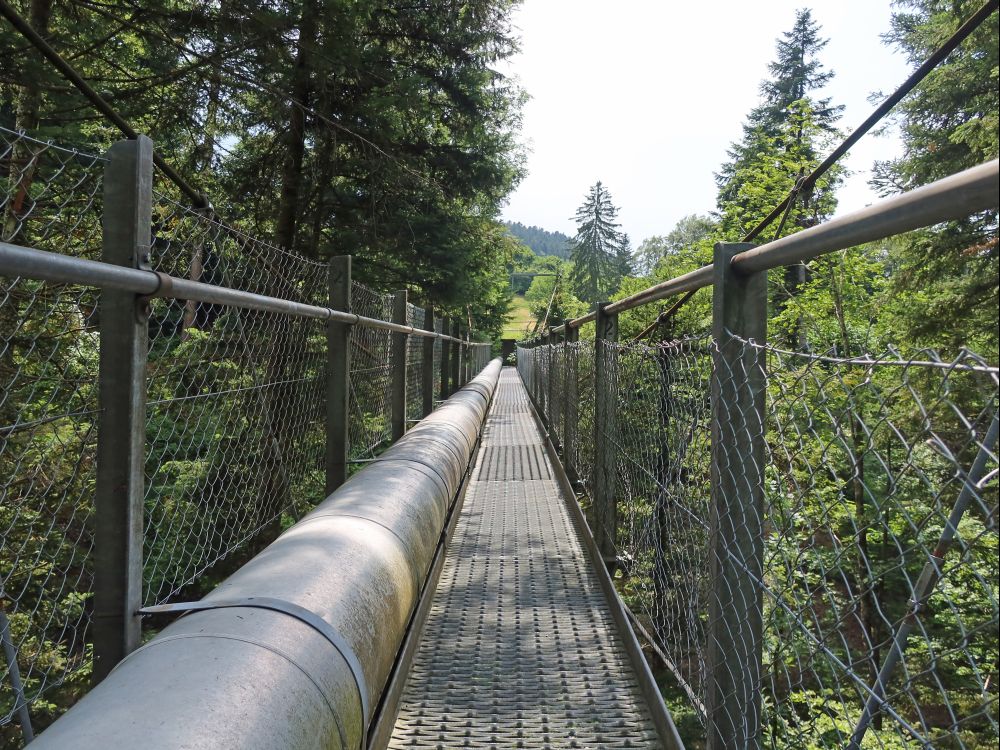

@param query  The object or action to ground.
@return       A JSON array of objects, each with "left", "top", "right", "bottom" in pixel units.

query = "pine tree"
[{"left": 568, "top": 181, "right": 627, "bottom": 304}]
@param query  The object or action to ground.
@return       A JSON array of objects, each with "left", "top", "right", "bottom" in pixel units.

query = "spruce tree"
[
  {"left": 715, "top": 9, "right": 843, "bottom": 348},
  {"left": 615, "top": 234, "right": 635, "bottom": 280},
  {"left": 568, "top": 181, "right": 627, "bottom": 304},
  {"left": 716, "top": 8, "right": 842, "bottom": 230},
  {"left": 874, "top": 0, "right": 999, "bottom": 355}
]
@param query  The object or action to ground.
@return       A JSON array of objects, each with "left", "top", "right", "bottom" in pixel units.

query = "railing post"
[
  {"left": 450, "top": 320, "right": 461, "bottom": 392},
  {"left": 464, "top": 331, "right": 472, "bottom": 383},
  {"left": 421, "top": 306, "right": 435, "bottom": 417},
  {"left": 440, "top": 316, "right": 451, "bottom": 399},
  {"left": 390, "top": 290, "right": 409, "bottom": 441},
  {"left": 326, "top": 255, "right": 351, "bottom": 493},
  {"left": 465, "top": 342, "right": 472, "bottom": 382},
  {"left": 563, "top": 320, "right": 578, "bottom": 477},
  {"left": 705, "top": 241, "right": 767, "bottom": 750},
  {"left": 94, "top": 135, "right": 153, "bottom": 682},
  {"left": 593, "top": 302, "right": 619, "bottom": 568}
]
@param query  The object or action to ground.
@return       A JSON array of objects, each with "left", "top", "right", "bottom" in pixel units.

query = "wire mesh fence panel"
[
  {"left": 1, "top": 127, "right": 104, "bottom": 254},
  {"left": 142, "top": 191, "right": 328, "bottom": 607},
  {"left": 570, "top": 340, "right": 596, "bottom": 495},
  {"left": 549, "top": 343, "right": 564, "bottom": 443},
  {"left": 517, "top": 334, "right": 999, "bottom": 748},
  {"left": 406, "top": 305, "right": 423, "bottom": 425},
  {"left": 473, "top": 344, "right": 492, "bottom": 374},
  {"left": 608, "top": 338, "right": 714, "bottom": 720},
  {"left": 349, "top": 282, "right": 393, "bottom": 460},
  {"left": 1, "top": 129, "right": 107, "bottom": 739},
  {"left": 754, "top": 340, "right": 998, "bottom": 749}
]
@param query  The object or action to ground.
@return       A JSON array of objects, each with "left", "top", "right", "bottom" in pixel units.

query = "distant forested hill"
[{"left": 504, "top": 221, "right": 573, "bottom": 259}]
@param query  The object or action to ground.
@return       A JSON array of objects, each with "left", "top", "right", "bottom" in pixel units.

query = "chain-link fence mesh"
[
  {"left": 1, "top": 128, "right": 105, "bottom": 740},
  {"left": 349, "top": 282, "right": 393, "bottom": 461},
  {"left": 469, "top": 343, "right": 492, "bottom": 375},
  {"left": 1, "top": 127, "right": 483, "bottom": 746},
  {"left": 517, "top": 335, "right": 999, "bottom": 748},
  {"left": 141, "top": 189, "right": 329, "bottom": 607}
]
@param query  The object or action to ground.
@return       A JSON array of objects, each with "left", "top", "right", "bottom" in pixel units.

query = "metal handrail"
[
  {"left": 548, "top": 159, "right": 998, "bottom": 335},
  {"left": 0, "top": 240, "right": 490, "bottom": 345}
]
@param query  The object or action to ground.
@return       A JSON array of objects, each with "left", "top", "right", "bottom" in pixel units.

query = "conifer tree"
[
  {"left": 615, "top": 234, "right": 634, "bottom": 280},
  {"left": 874, "top": 0, "right": 999, "bottom": 354},
  {"left": 568, "top": 181, "right": 627, "bottom": 304},
  {"left": 716, "top": 8, "right": 842, "bottom": 232},
  {"left": 715, "top": 9, "right": 843, "bottom": 348}
]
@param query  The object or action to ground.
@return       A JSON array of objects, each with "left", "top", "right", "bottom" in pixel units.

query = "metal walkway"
[{"left": 388, "top": 367, "right": 664, "bottom": 749}]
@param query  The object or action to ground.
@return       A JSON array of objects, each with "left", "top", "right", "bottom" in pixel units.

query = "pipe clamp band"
[{"left": 140, "top": 596, "right": 370, "bottom": 732}]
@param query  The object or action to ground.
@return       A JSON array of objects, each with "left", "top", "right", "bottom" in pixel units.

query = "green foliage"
[
  {"left": 712, "top": 9, "right": 845, "bottom": 352},
  {"left": 524, "top": 264, "right": 586, "bottom": 329},
  {"left": 717, "top": 100, "right": 842, "bottom": 242},
  {"left": 634, "top": 215, "right": 714, "bottom": 276}
]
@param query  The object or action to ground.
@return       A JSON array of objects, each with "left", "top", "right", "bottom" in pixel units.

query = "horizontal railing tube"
[
  {"left": 30, "top": 359, "right": 503, "bottom": 750},
  {"left": 0, "top": 241, "right": 480, "bottom": 344},
  {"left": 731, "top": 159, "right": 999, "bottom": 275}
]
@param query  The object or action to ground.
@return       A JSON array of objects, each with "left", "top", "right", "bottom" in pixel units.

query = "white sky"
[{"left": 499, "top": 1, "right": 913, "bottom": 244}]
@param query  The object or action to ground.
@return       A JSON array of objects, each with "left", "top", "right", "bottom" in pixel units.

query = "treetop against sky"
[{"left": 500, "top": 0, "right": 912, "bottom": 243}]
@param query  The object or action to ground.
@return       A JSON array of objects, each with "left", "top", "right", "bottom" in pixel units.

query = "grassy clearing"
[{"left": 503, "top": 294, "right": 535, "bottom": 339}]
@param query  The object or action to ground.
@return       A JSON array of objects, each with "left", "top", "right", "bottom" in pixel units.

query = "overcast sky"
[{"left": 499, "top": 1, "right": 913, "bottom": 244}]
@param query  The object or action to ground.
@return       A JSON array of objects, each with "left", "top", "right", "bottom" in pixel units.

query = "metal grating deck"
[{"left": 387, "top": 368, "right": 662, "bottom": 749}]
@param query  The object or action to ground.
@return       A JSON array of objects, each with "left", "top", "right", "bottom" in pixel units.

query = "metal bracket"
[{"left": 139, "top": 596, "right": 371, "bottom": 732}]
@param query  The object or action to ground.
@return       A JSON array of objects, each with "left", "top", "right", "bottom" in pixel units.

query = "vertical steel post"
[
  {"left": 439, "top": 316, "right": 451, "bottom": 399},
  {"left": 94, "top": 136, "right": 153, "bottom": 682},
  {"left": 390, "top": 290, "right": 409, "bottom": 441},
  {"left": 563, "top": 320, "right": 578, "bottom": 478},
  {"left": 326, "top": 255, "right": 352, "bottom": 493},
  {"left": 450, "top": 320, "right": 461, "bottom": 392},
  {"left": 458, "top": 330, "right": 466, "bottom": 386},
  {"left": 593, "top": 302, "right": 619, "bottom": 567},
  {"left": 705, "top": 242, "right": 767, "bottom": 750},
  {"left": 464, "top": 331, "right": 472, "bottom": 383},
  {"left": 421, "top": 306, "right": 435, "bottom": 417},
  {"left": 546, "top": 329, "right": 556, "bottom": 434}
]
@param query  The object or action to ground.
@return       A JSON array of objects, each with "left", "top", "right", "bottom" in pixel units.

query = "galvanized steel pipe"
[
  {"left": 30, "top": 359, "right": 503, "bottom": 750},
  {"left": 0, "top": 240, "right": 481, "bottom": 345}
]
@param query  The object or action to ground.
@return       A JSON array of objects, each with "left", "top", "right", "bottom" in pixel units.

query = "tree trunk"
[
  {"left": 182, "top": 12, "right": 225, "bottom": 341},
  {"left": 274, "top": 0, "right": 319, "bottom": 253}
]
